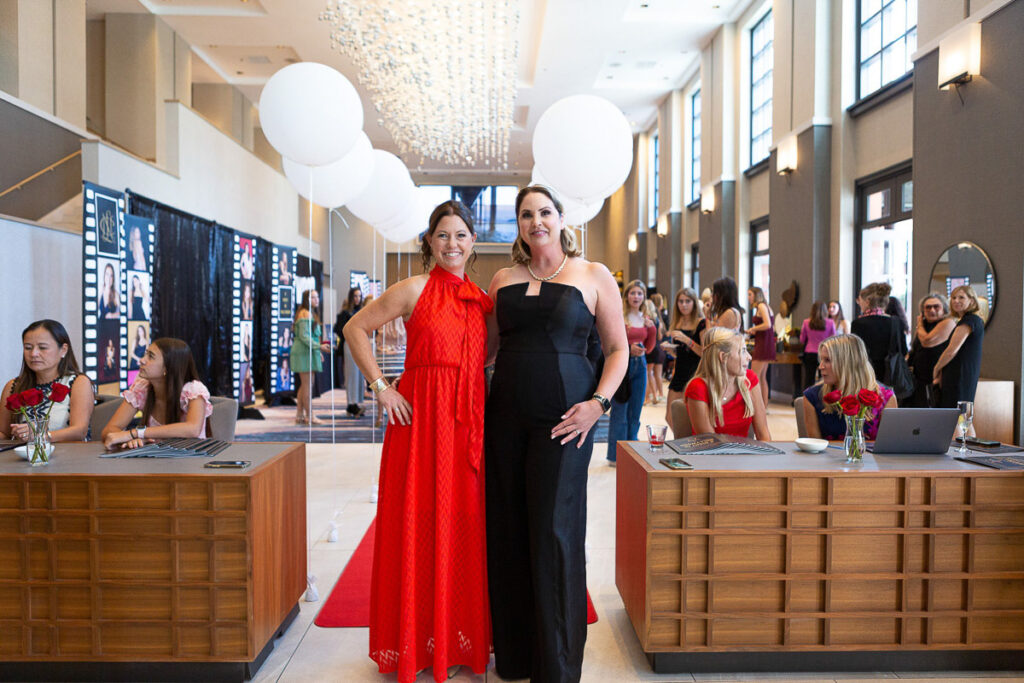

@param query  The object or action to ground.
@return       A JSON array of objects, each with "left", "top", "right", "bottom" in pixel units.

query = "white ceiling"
[{"left": 86, "top": 0, "right": 748, "bottom": 175}]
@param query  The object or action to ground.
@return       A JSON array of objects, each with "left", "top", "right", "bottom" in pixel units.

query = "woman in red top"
[
  {"left": 685, "top": 326, "right": 772, "bottom": 439},
  {"left": 606, "top": 279, "right": 657, "bottom": 463},
  {"left": 343, "top": 200, "right": 492, "bottom": 683}
]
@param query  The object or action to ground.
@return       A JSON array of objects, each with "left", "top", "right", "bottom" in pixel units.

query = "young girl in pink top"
[{"left": 101, "top": 337, "right": 213, "bottom": 450}]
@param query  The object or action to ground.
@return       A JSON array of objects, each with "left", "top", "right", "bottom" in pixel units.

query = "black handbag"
[{"left": 884, "top": 319, "right": 915, "bottom": 400}]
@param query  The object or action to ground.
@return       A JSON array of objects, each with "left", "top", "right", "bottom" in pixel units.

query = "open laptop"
[{"left": 866, "top": 407, "right": 961, "bottom": 455}]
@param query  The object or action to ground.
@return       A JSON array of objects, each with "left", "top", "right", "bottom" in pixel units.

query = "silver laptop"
[{"left": 867, "top": 408, "right": 961, "bottom": 454}]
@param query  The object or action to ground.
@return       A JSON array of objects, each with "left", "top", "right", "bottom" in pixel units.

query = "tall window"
[
  {"left": 690, "top": 88, "right": 701, "bottom": 204},
  {"left": 691, "top": 243, "right": 700, "bottom": 291},
  {"left": 856, "top": 167, "right": 913, "bottom": 312},
  {"left": 750, "top": 219, "right": 770, "bottom": 295},
  {"left": 649, "top": 132, "right": 659, "bottom": 228},
  {"left": 749, "top": 9, "right": 773, "bottom": 166},
  {"left": 858, "top": 0, "right": 917, "bottom": 99}
]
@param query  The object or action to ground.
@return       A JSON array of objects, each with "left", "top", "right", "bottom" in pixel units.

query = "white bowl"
[{"left": 795, "top": 438, "right": 828, "bottom": 453}]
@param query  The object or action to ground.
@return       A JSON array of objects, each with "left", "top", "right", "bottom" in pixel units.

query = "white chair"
[{"left": 794, "top": 396, "right": 808, "bottom": 438}]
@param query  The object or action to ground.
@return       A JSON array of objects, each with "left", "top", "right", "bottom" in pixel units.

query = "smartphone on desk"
[
  {"left": 204, "top": 460, "right": 251, "bottom": 469},
  {"left": 659, "top": 457, "right": 693, "bottom": 470}
]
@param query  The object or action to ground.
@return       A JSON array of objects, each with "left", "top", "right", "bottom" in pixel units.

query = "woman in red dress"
[{"left": 342, "top": 200, "right": 492, "bottom": 683}]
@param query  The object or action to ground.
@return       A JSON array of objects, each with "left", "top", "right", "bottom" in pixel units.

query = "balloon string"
[
  {"left": 328, "top": 207, "right": 336, "bottom": 445},
  {"left": 308, "top": 167, "right": 313, "bottom": 444}
]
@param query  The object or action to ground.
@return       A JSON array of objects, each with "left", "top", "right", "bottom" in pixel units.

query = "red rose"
[
  {"left": 48, "top": 383, "right": 70, "bottom": 403},
  {"left": 839, "top": 395, "right": 862, "bottom": 416},
  {"left": 857, "top": 388, "right": 883, "bottom": 409},
  {"left": 5, "top": 394, "right": 23, "bottom": 412},
  {"left": 20, "top": 388, "right": 45, "bottom": 407},
  {"left": 823, "top": 390, "right": 842, "bottom": 405}
]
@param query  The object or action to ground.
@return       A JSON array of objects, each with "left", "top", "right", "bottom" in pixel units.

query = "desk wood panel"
[
  {"left": 0, "top": 443, "right": 305, "bottom": 663},
  {"left": 616, "top": 442, "right": 1024, "bottom": 654}
]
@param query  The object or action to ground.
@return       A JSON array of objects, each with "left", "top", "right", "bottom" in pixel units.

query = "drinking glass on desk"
[
  {"left": 957, "top": 401, "right": 974, "bottom": 457},
  {"left": 646, "top": 424, "right": 668, "bottom": 451}
]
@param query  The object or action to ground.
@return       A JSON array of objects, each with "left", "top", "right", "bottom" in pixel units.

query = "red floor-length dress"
[{"left": 369, "top": 266, "right": 493, "bottom": 683}]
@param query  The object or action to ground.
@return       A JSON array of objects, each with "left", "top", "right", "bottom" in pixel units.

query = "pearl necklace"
[{"left": 527, "top": 253, "right": 569, "bottom": 282}]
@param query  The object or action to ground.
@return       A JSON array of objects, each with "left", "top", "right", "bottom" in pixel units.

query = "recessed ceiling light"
[{"left": 610, "top": 62, "right": 622, "bottom": 68}]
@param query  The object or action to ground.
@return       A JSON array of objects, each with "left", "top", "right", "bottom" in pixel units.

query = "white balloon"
[
  {"left": 378, "top": 190, "right": 432, "bottom": 241},
  {"left": 563, "top": 198, "right": 604, "bottom": 226},
  {"left": 532, "top": 94, "right": 633, "bottom": 203},
  {"left": 258, "top": 62, "right": 363, "bottom": 166},
  {"left": 282, "top": 133, "right": 374, "bottom": 209},
  {"left": 347, "top": 150, "right": 415, "bottom": 227}
]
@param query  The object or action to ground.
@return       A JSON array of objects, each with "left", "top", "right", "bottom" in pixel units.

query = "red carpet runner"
[{"left": 315, "top": 518, "right": 598, "bottom": 627}]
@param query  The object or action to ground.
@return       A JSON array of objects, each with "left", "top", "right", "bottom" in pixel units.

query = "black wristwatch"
[{"left": 591, "top": 393, "right": 611, "bottom": 413}]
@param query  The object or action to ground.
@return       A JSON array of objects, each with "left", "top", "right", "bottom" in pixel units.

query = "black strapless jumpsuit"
[{"left": 484, "top": 282, "right": 597, "bottom": 683}]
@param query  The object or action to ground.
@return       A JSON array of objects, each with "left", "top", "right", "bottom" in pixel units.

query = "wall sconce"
[
  {"left": 700, "top": 185, "right": 715, "bottom": 214},
  {"left": 656, "top": 214, "right": 669, "bottom": 236},
  {"left": 938, "top": 22, "right": 981, "bottom": 90},
  {"left": 777, "top": 134, "right": 798, "bottom": 175},
  {"left": 627, "top": 234, "right": 638, "bottom": 252}
]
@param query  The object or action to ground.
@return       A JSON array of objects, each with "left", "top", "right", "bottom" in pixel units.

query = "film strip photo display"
[
  {"left": 82, "top": 182, "right": 127, "bottom": 392},
  {"left": 124, "top": 215, "right": 155, "bottom": 388},
  {"left": 234, "top": 234, "right": 256, "bottom": 406},
  {"left": 271, "top": 245, "right": 297, "bottom": 395}
]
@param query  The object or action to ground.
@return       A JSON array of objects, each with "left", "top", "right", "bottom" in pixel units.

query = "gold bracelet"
[{"left": 369, "top": 376, "right": 390, "bottom": 395}]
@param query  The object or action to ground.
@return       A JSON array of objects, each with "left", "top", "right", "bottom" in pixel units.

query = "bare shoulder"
[
  {"left": 1, "top": 379, "right": 12, "bottom": 399},
  {"left": 72, "top": 374, "right": 93, "bottom": 390},
  {"left": 583, "top": 259, "right": 614, "bottom": 282},
  {"left": 488, "top": 265, "right": 523, "bottom": 294}
]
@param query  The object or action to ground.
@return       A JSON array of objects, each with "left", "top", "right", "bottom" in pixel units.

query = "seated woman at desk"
[
  {"left": 101, "top": 337, "right": 213, "bottom": 450},
  {"left": 684, "top": 326, "right": 771, "bottom": 439},
  {"left": 802, "top": 334, "right": 897, "bottom": 440},
  {"left": 1, "top": 319, "right": 93, "bottom": 442}
]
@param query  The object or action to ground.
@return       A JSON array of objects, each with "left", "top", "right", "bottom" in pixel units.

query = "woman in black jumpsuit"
[{"left": 485, "top": 186, "right": 627, "bottom": 683}]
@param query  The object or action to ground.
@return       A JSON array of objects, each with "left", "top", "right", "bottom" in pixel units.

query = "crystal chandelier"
[{"left": 320, "top": 1, "right": 520, "bottom": 168}]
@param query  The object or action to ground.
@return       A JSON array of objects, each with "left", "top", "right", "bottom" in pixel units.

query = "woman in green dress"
[{"left": 290, "top": 289, "right": 330, "bottom": 424}]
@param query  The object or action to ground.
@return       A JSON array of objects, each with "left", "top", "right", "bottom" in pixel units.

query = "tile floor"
[{"left": 248, "top": 394, "right": 1024, "bottom": 683}]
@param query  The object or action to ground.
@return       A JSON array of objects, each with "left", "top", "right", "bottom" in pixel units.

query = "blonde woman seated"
[
  {"left": 802, "top": 334, "right": 897, "bottom": 440},
  {"left": 684, "top": 327, "right": 771, "bottom": 439}
]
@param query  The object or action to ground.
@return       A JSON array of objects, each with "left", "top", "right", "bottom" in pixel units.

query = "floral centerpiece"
[
  {"left": 823, "top": 387, "right": 883, "bottom": 463},
  {"left": 5, "top": 383, "right": 69, "bottom": 465}
]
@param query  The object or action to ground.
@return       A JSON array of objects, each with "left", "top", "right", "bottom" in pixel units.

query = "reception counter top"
[{"left": 614, "top": 441, "right": 1024, "bottom": 673}]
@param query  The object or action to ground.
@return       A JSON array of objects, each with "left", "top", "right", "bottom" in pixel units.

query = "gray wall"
[
  {"left": 698, "top": 180, "right": 736, "bottom": 287},
  {"left": 0, "top": 216, "right": 82, "bottom": 383},
  {"left": 768, "top": 125, "right": 833, "bottom": 323},
  {"left": 912, "top": 0, "right": 1024, "bottom": 439}
]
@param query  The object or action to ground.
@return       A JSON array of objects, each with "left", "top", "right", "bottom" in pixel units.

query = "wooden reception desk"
[
  {"left": 615, "top": 441, "right": 1024, "bottom": 673},
  {"left": 0, "top": 442, "right": 306, "bottom": 682}
]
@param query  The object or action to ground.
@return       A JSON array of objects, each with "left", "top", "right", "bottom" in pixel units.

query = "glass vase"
[
  {"left": 844, "top": 416, "right": 865, "bottom": 464},
  {"left": 27, "top": 416, "right": 51, "bottom": 466}
]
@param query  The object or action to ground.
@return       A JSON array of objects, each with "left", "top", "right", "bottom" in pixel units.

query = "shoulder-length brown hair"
[
  {"left": 808, "top": 300, "right": 828, "bottom": 331},
  {"left": 510, "top": 185, "right": 583, "bottom": 265},
  {"left": 13, "top": 320, "right": 82, "bottom": 394},
  {"left": 144, "top": 338, "right": 201, "bottom": 425},
  {"left": 420, "top": 200, "right": 477, "bottom": 271},
  {"left": 296, "top": 289, "right": 321, "bottom": 327}
]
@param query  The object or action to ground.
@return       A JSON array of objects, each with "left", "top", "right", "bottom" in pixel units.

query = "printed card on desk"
[{"left": 667, "top": 434, "right": 784, "bottom": 455}]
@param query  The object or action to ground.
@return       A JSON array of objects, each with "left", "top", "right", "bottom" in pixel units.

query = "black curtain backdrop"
[{"left": 128, "top": 192, "right": 235, "bottom": 397}]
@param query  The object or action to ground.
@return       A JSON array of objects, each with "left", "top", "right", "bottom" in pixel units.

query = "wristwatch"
[{"left": 591, "top": 393, "right": 611, "bottom": 413}]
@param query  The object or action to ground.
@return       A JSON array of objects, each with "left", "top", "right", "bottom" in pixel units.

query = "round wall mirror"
[{"left": 928, "top": 241, "right": 996, "bottom": 326}]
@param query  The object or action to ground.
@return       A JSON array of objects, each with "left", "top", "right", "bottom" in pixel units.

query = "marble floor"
[{"left": 249, "top": 396, "right": 1024, "bottom": 683}]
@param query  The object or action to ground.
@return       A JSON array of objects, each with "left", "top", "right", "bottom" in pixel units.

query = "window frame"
[
  {"left": 853, "top": 162, "right": 913, "bottom": 314},
  {"left": 855, "top": 0, "right": 917, "bottom": 103},
  {"left": 749, "top": 217, "right": 770, "bottom": 302},
  {"left": 749, "top": 8, "right": 773, "bottom": 169},
  {"left": 650, "top": 131, "right": 660, "bottom": 230},
  {"left": 691, "top": 242, "right": 700, "bottom": 291}
]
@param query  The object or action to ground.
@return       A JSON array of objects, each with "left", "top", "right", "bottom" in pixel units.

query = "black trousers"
[
  {"left": 485, "top": 357, "right": 593, "bottom": 683},
  {"left": 801, "top": 352, "right": 819, "bottom": 392}
]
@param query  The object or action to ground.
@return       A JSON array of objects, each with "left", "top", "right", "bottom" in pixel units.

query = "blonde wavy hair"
[
  {"left": 670, "top": 287, "right": 704, "bottom": 330},
  {"left": 686, "top": 326, "right": 753, "bottom": 428},
  {"left": 510, "top": 185, "right": 583, "bottom": 265},
  {"left": 622, "top": 280, "right": 646, "bottom": 317},
  {"left": 817, "top": 334, "right": 881, "bottom": 414}
]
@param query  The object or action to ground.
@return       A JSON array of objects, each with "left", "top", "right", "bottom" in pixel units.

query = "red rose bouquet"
[
  {"left": 4, "top": 382, "right": 70, "bottom": 465},
  {"left": 823, "top": 387, "right": 883, "bottom": 463}
]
